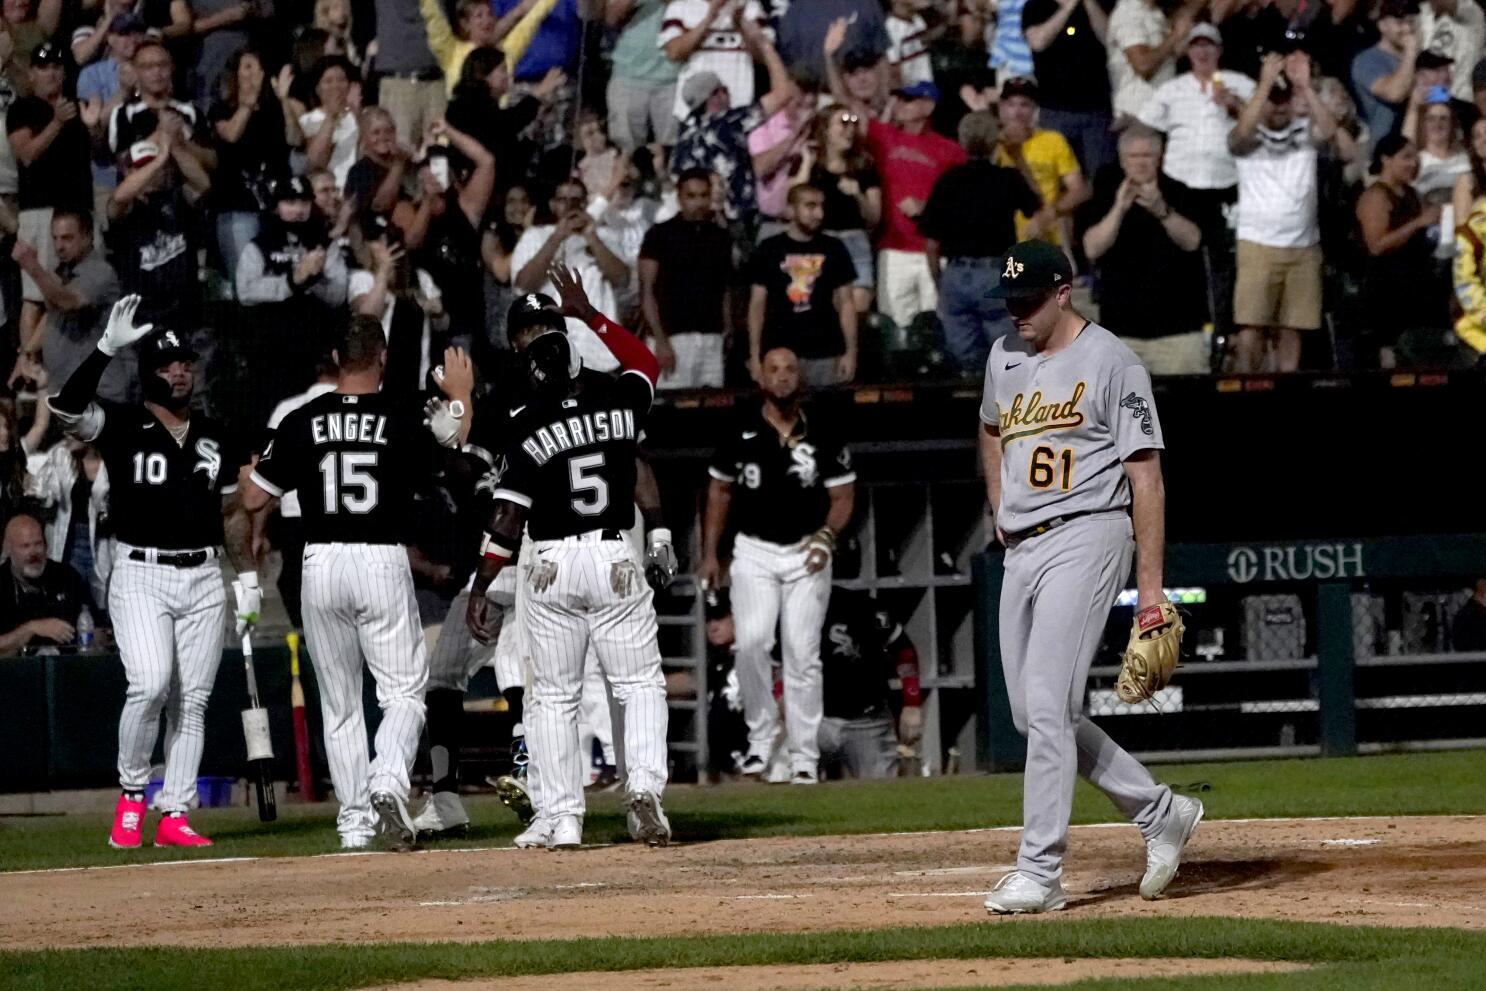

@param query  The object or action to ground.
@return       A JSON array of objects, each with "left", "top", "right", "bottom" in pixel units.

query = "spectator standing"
[
  {"left": 0, "top": 514, "right": 95, "bottom": 653},
  {"left": 480, "top": 181, "right": 535, "bottom": 342},
  {"left": 747, "top": 184, "right": 858, "bottom": 385},
  {"left": 805, "top": 102, "right": 881, "bottom": 314},
  {"left": 992, "top": 77, "right": 1088, "bottom": 248},
  {"left": 372, "top": 0, "right": 445, "bottom": 147},
  {"left": 885, "top": 0, "right": 934, "bottom": 88},
  {"left": 300, "top": 55, "right": 360, "bottom": 191},
  {"left": 410, "top": 120, "right": 495, "bottom": 358},
  {"left": 749, "top": 88, "right": 816, "bottom": 234},
  {"left": 928, "top": 1, "right": 991, "bottom": 137},
  {"left": 697, "top": 344, "right": 857, "bottom": 785},
  {"left": 1419, "top": 0, "right": 1484, "bottom": 100},
  {"left": 510, "top": 177, "right": 632, "bottom": 369},
  {"left": 12, "top": 210, "right": 129, "bottom": 401},
  {"left": 187, "top": 0, "right": 275, "bottom": 103},
  {"left": 1229, "top": 52, "right": 1337, "bottom": 373},
  {"left": 27, "top": 431, "right": 113, "bottom": 607},
  {"left": 311, "top": 0, "right": 360, "bottom": 67},
  {"left": 8, "top": 44, "right": 94, "bottom": 369},
  {"left": 76, "top": 14, "right": 148, "bottom": 229},
  {"left": 1357, "top": 133, "right": 1448, "bottom": 367},
  {"left": 445, "top": 46, "right": 560, "bottom": 186},
  {"left": 1452, "top": 186, "right": 1486, "bottom": 363},
  {"left": 1081, "top": 125, "right": 1208, "bottom": 373},
  {"left": 418, "top": 0, "right": 521, "bottom": 94},
  {"left": 1, "top": 0, "right": 61, "bottom": 87},
  {"left": 1352, "top": 0, "right": 1421, "bottom": 153},
  {"left": 210, "top": 48, "right": 301, "bottom": 277},
  {"left": 492, "top": 0, "right": 584, "bottom": 149},
  {"left": 919, "top": 111, "right": 1041, "bottom": 374},
  {"left": 577, "top": 110, "right": 623, "bottom": 198},
  {"left": 344, "top": 107, "right": 410, "bottom": 219},
  {"left": 639, "top": 167, "right": 732, "bottom": 388},
  {"left": 0, "top": 398, "right": 36, "bottom": 526},
  {"left": 1106, "top": 0, "right": 1194, "bottom": 122},
  {"left": 1408, "top": 88, "right": 1470, "bottom": 255},
  {"left": 1022, "top": 0, "right": 1116, "bottom": 178},
  {"left": 106, "top": 39, "right": 211, "bottom": 172},
  {"left": 670, "top": 15, "right": 796, "bottom": 236},
  {"left": 816, "top": 587, "right": 922, "bottom": 780},
  {"left": 605, "top": 0, "right": 679, "bottom": 151},
  {"left": 991, "top": 0, "right": 1035, "bottom": 80},
  {"left": 775, "top": 0, "right": 889, "bottom": 84},
  {"left": 108, "top": 135, "right": 209, "bottom": 334},
  {"left": 351, "top": 217, "right": 446, "bottom": 396},
  {"left": 660, "top": 0, "right": 769, "bottom": 123}
]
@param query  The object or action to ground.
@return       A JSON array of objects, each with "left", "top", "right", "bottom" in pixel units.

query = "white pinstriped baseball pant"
[
  {"left": 523, "top": 530, "right": 666, "bottom": 819},
  {"left": 730, "top": 533, "right": 831, "bottom": 774},
  {"left": 110, "top": 545, "right": 228, "bottom": 813},
  {"left": 302, "top": 542, "right": 428, "bottom": 838},
  {"left": 427, "top": 567, "right": 525, "bottom": 696}
]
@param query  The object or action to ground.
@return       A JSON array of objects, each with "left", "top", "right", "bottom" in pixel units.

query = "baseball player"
[
  {"left": 47, "top": 296, "right": 254, "bottom": 849},
  {"left": 414, "top": 295, "right": 675, "bottom": 841},
  {"left": 978, "top": 240, "right": 1202, "bottom": 914},
  {"left": 466, "top": 268, "right": 671, "bottom": 850},
  {"left": 241, "top": 316, "right": 470, "bottom": 850},
  {"left": 697, "top": 344, "right": 856, "bottom": 785}
]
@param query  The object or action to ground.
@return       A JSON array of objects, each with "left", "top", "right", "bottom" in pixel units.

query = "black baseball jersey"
[
  {"left": 251, "top": 391, "right": 446, "bottom": 545},
  {"left": 707, "top": 404, "right": 856, "bottom": 545},
  {"left": 88, "top": 403, "right": 251, "bottom": 549},
  {"left": 821, "top": 588, "right": 907, "bottom": 720},
  {"left": 493, "top": 369, "right": 653, "bottom": 540}
]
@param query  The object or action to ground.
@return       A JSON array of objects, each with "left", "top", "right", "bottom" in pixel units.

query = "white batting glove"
[
  {"left": 98, "top": 295, "right": 154, "bottom": 356},
  {"left": 232, "top": 572, "right": 262, "bottom": 637},
  {"left": 423, "top": 397, "right": 464, "bottom": 448},
  {"left": 645, "top": 528, "right": 677, "bottom": 591}
]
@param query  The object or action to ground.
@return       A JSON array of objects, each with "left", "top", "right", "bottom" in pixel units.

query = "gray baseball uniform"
[{"left": 981, "top": 322, "right": 1175, "bottom": 884}]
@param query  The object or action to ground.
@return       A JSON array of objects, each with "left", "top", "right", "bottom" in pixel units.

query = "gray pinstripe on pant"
[
  {"left": 110, "top": 544, "right": 229, "bottom": 813},
  {"left": 302, "top": 542, "right": 429, "bottom": 838}
]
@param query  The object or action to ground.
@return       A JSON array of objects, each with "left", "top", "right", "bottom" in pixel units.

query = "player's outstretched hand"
[
  {"left": 423, "top": 398, "right": 464, "bottom": 448},
  {"left": 898, "top": 705, "right": 923, "bottom": 746},
  {"left": 645, "top": 529, "right": 677, "bottom": 591},
  {"left": 466, "top": 591, "right": 505, "bottom": 645},
  {"left": 98, "top": 295, "right": 154, "bottom": 356},
  {"left": 433, "top": 346, "right": 474, "bottom": 402},
  {"left": 232, "top": 573, "right": 262, "bottom": 637},
  {"left": 548, "top": 263, "right": 597, "bottom": 323}
]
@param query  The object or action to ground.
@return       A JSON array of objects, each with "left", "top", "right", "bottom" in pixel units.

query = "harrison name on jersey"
[{"left": 520, "top": 405, "right": 638, "bottom": 466}]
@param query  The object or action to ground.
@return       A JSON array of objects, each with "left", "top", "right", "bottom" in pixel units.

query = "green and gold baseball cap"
[{"left": 990, "top": 240, "right": 1074, "bottom": 300}]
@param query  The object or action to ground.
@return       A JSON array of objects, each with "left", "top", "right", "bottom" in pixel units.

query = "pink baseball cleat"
[
  {"left": 154, "top": 814, "right": 213, "bottom": 847},
  {"left": 108, "top": 793, "right": 146, "bottom": 849}
]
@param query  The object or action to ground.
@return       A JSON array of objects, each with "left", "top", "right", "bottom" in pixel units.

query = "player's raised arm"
[
  {"left": 548, "top": 263, "right": 660, "bottom": 385},
  {"left": 47, "top": 294, "right": 154, "bottom": 437}
]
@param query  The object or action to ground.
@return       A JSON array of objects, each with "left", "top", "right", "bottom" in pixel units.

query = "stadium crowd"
[{"left": 1, "top": 0, "right": 1486, "bottom": 656}]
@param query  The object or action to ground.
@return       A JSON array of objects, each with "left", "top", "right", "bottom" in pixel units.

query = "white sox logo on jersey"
[
  {"left": 827, "top": 622, "right": 860, "bottom": 659},
  {"left": 193, "top": 438, "right": 222, "bottom": 487},
  {"left": 786, "top": 442, "right": 819, "bottom": 487}
]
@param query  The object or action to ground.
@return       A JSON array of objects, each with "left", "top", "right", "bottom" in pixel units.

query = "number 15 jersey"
[
  {"left": 492, "top": 369, "right": 653, "bottom": 541},
  {"left": 251, "top": 391, "right": 446, "bottom": 545}
]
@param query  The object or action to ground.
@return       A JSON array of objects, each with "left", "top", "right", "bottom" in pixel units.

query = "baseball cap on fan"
[{"left": 989, "top": 239, "right": 1074, "bottom": 300}]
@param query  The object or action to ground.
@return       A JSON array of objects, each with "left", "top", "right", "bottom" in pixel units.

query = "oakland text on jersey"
[
  {"left": 311, "top": 411, "right": 390, "bottom": 446},
  {"left": 519, "top": 406, "right": 638, "bottom": 467},
  {"left": 999, "top": 382, "right": 1087, "bottom": 443}
]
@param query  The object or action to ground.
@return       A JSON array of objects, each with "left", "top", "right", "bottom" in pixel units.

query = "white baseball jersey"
[
  {"left": 658, "top": 0, "right": 770, "bottom": 120},
  {"left": 886, "top": 14, "right": 933, "bottom": 87},
  {"left": 980, "top": 322, "right": 1163, "bottom": 534}
]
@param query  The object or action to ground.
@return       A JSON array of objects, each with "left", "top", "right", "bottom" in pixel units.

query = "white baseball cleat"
[
  {"left": 626, "top": 791, "right": 672, "bottom": 847},
  {"left": 371, "top": 792, "right": 417, "bottom": 851},
  {"left": 514, "top": 817, "right": 555, "bottom": 849},
  {"left": 984, "top": 872, "right": 1067, "bottom": 915},
  {"left": 548, "top": 815, "right": 583, "bottom": 850},
  {"left": 340, "top": 832, "right": 373, "bottom": 850},
  {"left": 1140, "top": 794, "right": 1204, "bottom": 900},
  {"left": 412, "top": 792, "right": 470, "bottom": 837},
  {"left": 739, "top": 755, "right": 767, "bottom": 778}
]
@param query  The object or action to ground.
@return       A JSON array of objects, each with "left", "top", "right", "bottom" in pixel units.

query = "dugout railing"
[{"left": 973, "top": 533, "right": 1486, "bottom": 771}]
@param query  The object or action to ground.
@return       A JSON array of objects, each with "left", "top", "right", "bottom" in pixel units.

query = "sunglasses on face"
[{"left": 837, "top": 112, "right": 860, "bottom": 124}]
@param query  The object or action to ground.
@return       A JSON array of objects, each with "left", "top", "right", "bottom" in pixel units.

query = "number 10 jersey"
[{"left": 251, "top": 391, "right": 446, "bottom": 545}]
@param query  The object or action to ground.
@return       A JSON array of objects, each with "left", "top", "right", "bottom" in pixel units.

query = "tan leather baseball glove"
[{"left": 1116, "top": 602, "right": 1184, "bottom": 704}]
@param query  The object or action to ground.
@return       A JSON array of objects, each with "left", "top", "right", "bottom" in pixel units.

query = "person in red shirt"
[{"left": 825, "top": 18, "right": 964, "bottom": 332}]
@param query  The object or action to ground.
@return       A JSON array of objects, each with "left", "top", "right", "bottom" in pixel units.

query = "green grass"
[
  {"left": 2, "top": 750, "right": 1483, "bottom": 872},
  {"left": 3, "top": 918, "right": 1484, "bottom": 991}
]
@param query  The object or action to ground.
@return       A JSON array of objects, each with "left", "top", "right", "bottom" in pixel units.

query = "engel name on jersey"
[{"left": 980, "top": 323, "right": 1164, "bottom": 534}]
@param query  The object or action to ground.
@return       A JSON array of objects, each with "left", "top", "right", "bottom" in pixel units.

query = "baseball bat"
[
  {"left": 240, "top": 633, "right": 277, "bottom": 822},
  {"left": 287, "top": 632, "right": 317, "bottom": 802}
]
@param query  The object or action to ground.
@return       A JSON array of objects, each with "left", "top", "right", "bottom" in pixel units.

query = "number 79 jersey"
[
  {"left": 251, "top": 391, "right": 446, "bottom": 545},
  {"left": 492, "top": 369, "right": 653, "bottom": 540},
  {"left": 980, "top": 322, "right": 1164, "bottom": 534}
]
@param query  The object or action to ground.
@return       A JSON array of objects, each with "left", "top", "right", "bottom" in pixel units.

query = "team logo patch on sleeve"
[{"left": 1120, "top": 392, "right": 1154, "bottom": 436}]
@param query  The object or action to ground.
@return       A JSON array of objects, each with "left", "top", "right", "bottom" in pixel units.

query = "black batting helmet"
[
  {"left": 139, "top": 328, "right": 197, "bottom": 408},
  {"left": 506, "top": 292, "right": 564, "bottom": 345}
]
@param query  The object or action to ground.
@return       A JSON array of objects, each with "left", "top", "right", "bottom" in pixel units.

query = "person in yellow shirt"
[
  {"left": 992, "top": 77, "right": 1090, "bottom": 248},
  {"left": 1452, "top": 198, "right": 1486, "bottom": 364},
  {"left": 420, "top": 0, "right": 561, "bottom": 94}
]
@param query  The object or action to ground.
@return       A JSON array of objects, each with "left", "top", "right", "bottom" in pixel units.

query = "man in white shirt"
[
  {"left": 1419, "top": 0, "right": 1486, "bottom": 100},
  {"left": 1106, "top": 0, "right": 1196, "bottom": 121},
  {"left": 510, "top": 177, "right": 632, "bottom": 371},
  {"left": 1228, "top": 51, "right": 1337, "bottom": 373},
  {"left": 659, "top": 0, "right": 770, "bottom": 123},
  {"left": 886, "top": 0, "right": 934, "bottom": 88}
]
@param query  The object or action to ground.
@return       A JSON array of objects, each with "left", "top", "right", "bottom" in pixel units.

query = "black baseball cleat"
[
  {"left": 585, "top": 764, "right": 621, "bottom": 793},
  {"left": 371, "top": 792, "right": 418, "bottom": 851}
]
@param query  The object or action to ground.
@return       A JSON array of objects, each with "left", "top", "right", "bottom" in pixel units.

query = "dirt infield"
[
  {"left": 3, "top": 815, "right": 1483, "bottom": 949},
  {"left": 371, "top": 957, "right": 1312, "bottom": 991}
]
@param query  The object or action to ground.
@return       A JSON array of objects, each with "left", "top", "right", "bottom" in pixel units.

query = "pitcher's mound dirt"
[
  {"left": 2, "top": 815, "right": 1483, "bottom": 948},
  {"left": 370, "top": 957, "right": 1312, "bottom": 991}
]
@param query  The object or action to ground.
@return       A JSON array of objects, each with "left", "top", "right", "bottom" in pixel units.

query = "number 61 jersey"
[
  {"left": 251, "top": 391, "right": 446, "bottom": 545},
  {"left": 491, "top": 369, "right": 653, "bottom": 540}
]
